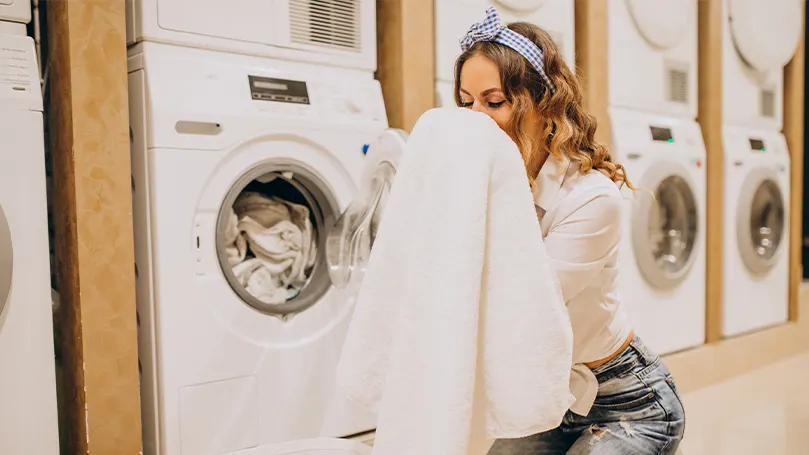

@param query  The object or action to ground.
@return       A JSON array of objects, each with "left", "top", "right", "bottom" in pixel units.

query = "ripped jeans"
[{"left": 488, "top": 336, "right": 685, "bottom": 454}]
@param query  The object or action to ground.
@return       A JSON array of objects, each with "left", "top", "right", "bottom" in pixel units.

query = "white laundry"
[
  {"left": 223, "top": 208, "right": 248, "bottom": 266},
  {"left": 238, "top": 217, "right": 303, "bottom": 284},
  {"left": 227, "top": 191, "right": 318, "bottom": 304},
  {"left": 335, "top": 108, "right": 574, "bottom": 455},
  {"left": 232, "top": 258, "right": 290, "bottom": 305}
]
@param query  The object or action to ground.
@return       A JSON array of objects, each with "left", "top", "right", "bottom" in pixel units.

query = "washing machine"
[
  {"left": 434, "top": 0, "right": 575, "bottom": 107},
  {"left": 721, "top": 128, "right": 791, "bottom": 336},
  {"left": 608, "top": 0, "right": 698, "bottom": 119},
  {"left": 0, "top": 27, "right": 61, "bottom": 455},
  {"left": 719, "top": 0, "right": 801, "bottom": 336},
  {"left": 128, "top": 41, "right": 405, "bottom": 455},
  {"left": 0, "top": 0, "right": 30, "bottom": 25},
  {"left": 609, "top": 107, "right": 707, "bottom": 355},
  {"left": 722, "top": 0, "right": 802, "bottom": 131},
  {"left": 126, "top": 0, "right": 376, "bottom": 72}
]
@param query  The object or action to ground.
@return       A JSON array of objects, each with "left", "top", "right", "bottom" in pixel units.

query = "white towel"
[
  {"left": 224, "top": 208, "right": 248, "bottom": 266},
  {"left": 229, "top": 192, "right": 318, "bottom": 303},
  {"left": 335, "top": 108, "right": 574, "bottom": 455}
]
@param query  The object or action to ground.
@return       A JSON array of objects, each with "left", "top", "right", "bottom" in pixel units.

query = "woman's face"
[
  {"left": 458, "top": 54, "right": 541, "bottom": 139},
  {"left": 458, "top": 54, "right": 513, "bottom": 131}
]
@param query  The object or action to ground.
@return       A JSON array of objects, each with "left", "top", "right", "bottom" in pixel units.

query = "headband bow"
[{"left": 459, "top": 7, "right": 555, "bottom": 94}]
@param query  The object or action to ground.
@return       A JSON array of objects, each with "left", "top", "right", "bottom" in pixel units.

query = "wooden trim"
[
  {"left": 783, "top": 2, "right": 805, "bottom": 323},
  {"left": 697, "top": 0, "right": 724, "bottom": 343},
  {"left": 664, "top": 283, "right": 809, "bottom": 393},
  {"left": 46, "top": 1, "right": 143, "bottom": 453},
  {"left": 574, "top": 0, "right": 610, "bottom": 146},
  {"left": 376, "top": 0, "right": 435, "bottom": 131}
]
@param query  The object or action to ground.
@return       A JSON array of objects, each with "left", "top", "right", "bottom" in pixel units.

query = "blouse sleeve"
[{"left": 542, "top": 193, "right": 623, "bottom": 303}]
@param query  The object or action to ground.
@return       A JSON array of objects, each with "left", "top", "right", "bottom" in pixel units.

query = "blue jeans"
[{"left": 488, "top": 336, "right": 685, "bottom": 454}]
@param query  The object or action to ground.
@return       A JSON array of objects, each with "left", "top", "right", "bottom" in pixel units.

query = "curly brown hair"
[{"left": 453, "top": 22, "right": 632, "bottom": 190}]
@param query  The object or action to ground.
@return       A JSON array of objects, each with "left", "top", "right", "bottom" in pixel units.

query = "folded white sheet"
[{"left": 335, "top": 107, "right": 574, "bottom": 455}]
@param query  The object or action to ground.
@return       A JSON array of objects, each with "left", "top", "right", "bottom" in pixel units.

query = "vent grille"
[
  {"left": 290, "top": 0, "right": 361, "bottom": 52},
  {"left": 667, "top": 68, "right": 689, "bottom": 104},
  {"left": 761, "top": 89, "right": 776, "bottom": 118}
]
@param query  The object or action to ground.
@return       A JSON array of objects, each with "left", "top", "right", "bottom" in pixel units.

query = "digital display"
[
  {"left": 248, "top": 75, "right": 310, "bottom": 104},
  {"left": 650, "top": 126, "right": 674, "bottom": 143},
  {"left": 749, "top": 138, "right": 766, "bottom": 151}
]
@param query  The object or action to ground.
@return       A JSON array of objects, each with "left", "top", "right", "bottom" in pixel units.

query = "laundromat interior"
[{"left": 2, "top": 0, "right": 809, "bottom": 454}]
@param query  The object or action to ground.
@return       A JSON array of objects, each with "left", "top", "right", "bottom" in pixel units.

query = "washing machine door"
[
  {"left": 632, "top": 161, "right": 700, "bottom": 289},
  {"left": 326, "top": 129, "right": 408, "bottom": 295},
  {"left": 728, "top": 0, "right": 802, "bottom": 72},
  {"left": 736, "top": 168, "right": 786, "bottom": 275},
  {"left": 212, "top": 149, "right": 346, "bottom": 319},
  {"left": 0, "top": 205, "right": 11, "bottom": 320},
  {"left": 625, "top": 0, "right": 690, "bottom": 49}
]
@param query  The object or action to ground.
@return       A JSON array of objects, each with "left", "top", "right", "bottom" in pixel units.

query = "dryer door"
[
  {"left": 0, "top": 205, "right": 11, "bottom": 320},
  {"left": 736, "top": 168, "right": 786, "bottom": 275},
  {"left": 632, "top": 160, "right": 700, "bottom": 290},
  {"left": 625, "top": 0, "right": 690, "bottom": 50},
  {"left": 728, "top": 0, "right": 802, "bottom": 73},
  {"left": 326, "top": 129, "right": 408, "bottom": 295},
  {"left": 494, "top": 0, "right": 548, "bottom": 13}
]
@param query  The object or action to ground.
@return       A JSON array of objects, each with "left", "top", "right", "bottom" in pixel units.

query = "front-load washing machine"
[
  {"left": 722, "top": 127, "right": 790, "bottom": 336},
  {"left": 0, "top": 28, "right": 60, "bottom": 455},
  {"left": 126, "top": 0, "right": 376, "bottom": 72},
  {"left": 719, "top": 0, "right": 800, "bottom": 336},
  {"left": 434, "top": 0, "right": 575, "bottom": 107},
  {"left": 608, "top": 0, "right": 698, "bottom": 119},
  {"left": 609, "top": 107, "right": 707, "bottom": 355},
  {"left": 128, "top": 41, "right": 405, "bottom": 455},
  {"left": 722, "top": 0, "right": 802, "bottom": 131}
]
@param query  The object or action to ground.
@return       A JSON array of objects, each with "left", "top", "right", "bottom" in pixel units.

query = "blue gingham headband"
[{"left": 460, "top": 7, "right": 555, "bottom": 94}]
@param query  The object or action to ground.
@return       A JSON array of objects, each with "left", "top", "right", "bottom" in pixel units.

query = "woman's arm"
[{"left": 542, "top": 192, "right": 623, "bottom": 303}]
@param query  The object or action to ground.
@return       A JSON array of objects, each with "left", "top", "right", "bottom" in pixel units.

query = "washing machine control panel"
[{"left": 244, "top": 73, "right": 386, "bottom": 124}]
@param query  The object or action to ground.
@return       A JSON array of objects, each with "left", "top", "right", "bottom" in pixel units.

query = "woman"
[{"left": 455, "top": 8, "right": 686, "bottom": 455}]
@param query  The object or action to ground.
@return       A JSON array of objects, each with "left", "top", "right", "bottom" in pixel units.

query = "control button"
[{"left": 362, "top": 144, "right": 370, "bottom": 155}]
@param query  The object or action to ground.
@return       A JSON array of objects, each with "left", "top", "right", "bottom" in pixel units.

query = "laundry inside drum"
[{"left": 216, "top": 166, "right": 337, "bottom": 316}]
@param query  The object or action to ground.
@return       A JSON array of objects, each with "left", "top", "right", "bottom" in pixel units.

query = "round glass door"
[
  {"left": 736, "top": 169, "right": 785, "bottom": 275},
  {"left": 0, "top": 205, "right": 11, "bottom": 320},
  {"left": 326, "top": 129, "right": 408, "bottom": 296},
  {"left": 632, "top": 162, "right": 699, "bottom": 289},
  {"left": 214, "top": 161, "right": 340, "bottom": 318}
]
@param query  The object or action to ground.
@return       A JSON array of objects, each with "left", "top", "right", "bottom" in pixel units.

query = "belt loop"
[{"left": 629, "top": 336, "right": 655, "bottom": 365}]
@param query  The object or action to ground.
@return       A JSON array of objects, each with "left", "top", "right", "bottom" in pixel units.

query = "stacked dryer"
[
  {"left": 126, "top": 1, "right": 405, "bottom": 454},
  {"left": 434, "top": 0, "right": 575, "bottom": 107},
  {"left": 607, "top": 0, "right": 707, "bottom": 355},
  {"left": 720, "top": 0, "right": 802, "bottom": 337},
  {"left": 0, "top": 1, "right": 60, "bottom": 454}
]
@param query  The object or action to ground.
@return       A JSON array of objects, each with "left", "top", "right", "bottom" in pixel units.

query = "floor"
[{"left": 678, "top": 351, "right": 809, "bottom": 454}]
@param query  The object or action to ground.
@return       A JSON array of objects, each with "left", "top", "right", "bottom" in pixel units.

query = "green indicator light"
[{"left": 666, "top": 138, "right": 674, "bottom": 143}]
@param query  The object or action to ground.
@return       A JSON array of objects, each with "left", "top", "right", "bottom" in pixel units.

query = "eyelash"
[{"left": 459, "top": 100, "right": 506, "bottom": 109}]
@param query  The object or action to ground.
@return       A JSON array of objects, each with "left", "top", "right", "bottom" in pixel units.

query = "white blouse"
[{"left": 532, "top": 155, "right": 633, "bottom": 416}]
